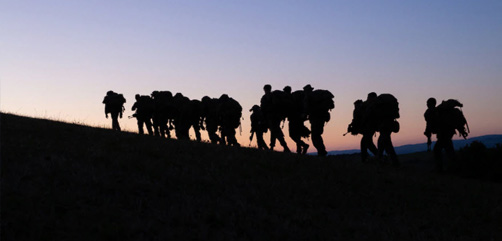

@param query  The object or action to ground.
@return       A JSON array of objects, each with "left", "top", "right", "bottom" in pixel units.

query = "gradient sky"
[{"left": 2, "top": 0, "right": 502, "bottom": 151}]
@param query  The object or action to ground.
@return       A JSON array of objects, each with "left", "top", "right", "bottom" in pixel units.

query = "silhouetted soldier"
[
  {"left": 260, "top": 84, "right": 291, "bottom": 153},
  {"left": 303, "top": 85, "right": 334, "bottom": 156},
  {"left": 250, "top": 105, "right": 269, "bottom": 150},
  {"left": 433, "top": 99, "right": 469, "bottom": 172},
  {"left": 424, "top": 97, "right": 437, "bottom": 151},
  {"left": 151, "top": 90, "right": 174, "bottom": 138},
  {"left": 360, "top": 92, "right": 379, "bottom": 162},
  {"left": 286, "top": 87, "right": 310, "bottom": 154},
  {"left": 372, "top": 94, "right": 400, "bottom": 166},
  {"left": 219, "top": 94, "right": 242, "bottom": 146},
  {"left": 189, "top": 99, "right": 203, "bottom": 142},
  {"left": 201, "top": 96, "right": 222, "bottom": 144},
  {"left": 102, "top": 90, "right": 126, "bottom": 131},
  {"left": 131, "top": 94, "right": 154, "bottom": 135},
  {"left": 172, "top": 93, "right": 192, "bottom": 140}
]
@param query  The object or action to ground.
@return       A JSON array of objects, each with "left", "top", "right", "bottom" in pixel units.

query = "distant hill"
[
  {"left": 327, "top": 134, "right": 502, "bottom": 156},
  {"left": 2, "top": 113, "right": 502, "bottom": 240}
]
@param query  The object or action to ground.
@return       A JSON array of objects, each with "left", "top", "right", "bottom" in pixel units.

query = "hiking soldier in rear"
[
  {"left": 303, "top": 84, "right": 334, "bottom": 157},
  {"left": 131, "top": 94, "right": 154, "bottom": 135},
  {"left": 285, "top": 86, "right": 310, "bottom": 155},
  {"left": 219, "top": 94, "right": 242, "bottom": 147},
  {"left": 151, "top": 90, "right": 174, "bottom": 139},
  {"left": 260, "top": 84, "right": 291, "bottom": 153},
  {"left": 431, "top": 99, "right": 469, "bottom": 172},
  {"left": 423, "top": 98, "right": 438, "bottom": 152},
  {"left": 360, "top": 93, "right": 379, "bottom": 162},
  {"left": 250, "top": 105, "right": 269, "bottom": 150},
  {"left": 102, "top": 90, "right": 126, "bottom": 131},
  {"left": 201, "top": 96, "right": 222, "bottom": 144},
  {"left": 372, "top": 93, "right": 400, "bottom": 166},
  {"left": 172, "top": 93, "right": 193, "bottom": 140},
  {"left": 345, "top": 92, "right": 379, "bottom": 162}
]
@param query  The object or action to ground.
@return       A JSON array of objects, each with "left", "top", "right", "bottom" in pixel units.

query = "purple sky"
[{"left": 2, "top": 0, "right": 502, "bottom": 151}]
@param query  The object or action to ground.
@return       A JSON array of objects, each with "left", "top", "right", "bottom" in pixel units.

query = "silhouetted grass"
[
  {"left": 2, "top": 113, "right": 501, "bottom": 240},
  {"left": 451, "top": 141, "right": 502, "bottom": 182}
]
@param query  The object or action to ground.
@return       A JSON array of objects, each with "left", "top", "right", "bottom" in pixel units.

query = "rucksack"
[
  {"left": 137, "top": 95, "right": 155, "bottom": 114},
  {"left": 307, "top": 89, "right": 335, "bottom": 114},
  {"left": 363, "top": 94, "right": 399, "bottom": 133},
  {"left": 104, "top": 93, "right": 126, "bottom": 114},
  {"left": 436, "top": 99, "right": 469, "bottom": 138},
  {"left": 221, "top": 98, "right": 242, "bottom": 129},
  {"left": 374, "top": 94, "right": 399, "bottom": 120},
  {"left": 346, "top": 99, "right": 364, "bottom": 135}
]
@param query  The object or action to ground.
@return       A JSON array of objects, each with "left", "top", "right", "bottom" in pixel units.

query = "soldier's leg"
[
  {"left": 207, "top": 123, "right": 220, "bottom": 144},
  {"left": 310, "top": 120, "right": 327, "bottom": 156},
  {"left": 152, "top": 118, "right": 160, "bottom": 136},
  {"left": 434, "top": 135, "right": 446, "bottom": 171},
  {"left": 194, "top": 124, "right": 202, "bottom": 142},
  {"left": 445, "top": 137, "right": 455, "bottom": 161},
  {"left": 137, "top": 118, "right": 145, "bottom": 135},
  {"left": 256, "top": 132, "right": 269, "bottom": 150},
  {"left": 145, "top": 118, "right": 154, "bottom": 135},
  {"left": 227, "top": 128, "right": 238, "bottom": 146},
  {"left": 271, "top": 119, "right": 290, "bottom": 152},
  {"left": 361, "top": 134, "right": 370, "bottom": 162},
  {"left": 367, "top": 131, "right": 378, "bottom": 156},
  {"left": 111, "top": 112, "right": 120, "bottom": 131},
  {"left": 384, "top": 132, "right": 399, "bottom": 166}
]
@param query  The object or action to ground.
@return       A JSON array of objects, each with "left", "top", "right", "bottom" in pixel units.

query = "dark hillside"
[{"left": 2, "top": 113, "right": 501, "bottom": 240}]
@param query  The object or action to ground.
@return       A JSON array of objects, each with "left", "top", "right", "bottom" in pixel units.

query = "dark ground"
[{"left": 1, "top": 113, "right": 501, "bottom": 240}]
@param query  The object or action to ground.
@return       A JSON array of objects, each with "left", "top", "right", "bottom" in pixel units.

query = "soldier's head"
[
  {"left": 174, "top": 93, "right": 183, "bottom": 99},
  {"left": 107, "top": 90, "right": 114, "bottom": 96},
  {"left": 135, "top": 94, "right": 140, "bottom": 100},
  {"left": 303, "top": 84, "right": 314, "bottom": 93},
  {"left": 283, "top": 86, "right": 292, "bottom": 94},
  {"left": 151, "top": 91, "right": 159, "bottom": 97},
  {"left": 220, "top": 94, "right": 229, "bottom": 101},
  {"left": 250, "top": 105, "right": 260, "bottom": 112},
  {"left": 367, "top": 92, "right": 377, "bottom": 101},
  {"left": 354, "top": 99, "right": 363, "bottom": 107},
  {"left": 263, "top": 84, "right": 272, "bottom": 94},
  {"left": 202, "top": 96, "right": 211, "bottom": 103},
  {"left": 427, "top": 98, "right": 437, "bottom": 108}
]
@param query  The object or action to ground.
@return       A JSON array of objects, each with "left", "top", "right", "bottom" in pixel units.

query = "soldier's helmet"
[
  {"left": 427, "top": 98, "right": 437, "bottom": 108},
  {"left": 107, "top": 90, "right": 114, "bottom": 96},
  {"left": 250, "top": 105, "right": 260, "bottom": 112},
  {"left": 283, "top": 86, "right": 292, "bottom": 94},
  {"left": 263, "top": 84, "right": 272, "bottom": 92},
  {"left": 303, "top": 84, "right": 314, "bottom": 92},
  {"left": 202, "top": 96, "right": 211, "bottom": 103},
  {"left": 220, "top": 94, "right": 229, "bottom": 101},
  {"left": 367, "top": 92, "right": 377, "bottom": 101}
]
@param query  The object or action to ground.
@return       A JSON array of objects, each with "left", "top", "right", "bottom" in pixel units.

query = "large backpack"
[
  {"left": 136, "top": 95, "right": 155, "bottom": 115},
  {"left": 104, "top": 93, "right": 126, "bottom": 114},
  {"left": 436, "top": 99, "right": 469, "bottom": 138},
  {"left": 307, "top": 89, "right": 335, "bottom": 113},
  {"left": 364, "top": 94, "right": 400, "bottom": 133},
  {"left": 374, "top": 94, "right": 399, "bottom": 120},
  {"left": 226, "top": 98, "right": 243, "bottom": 129},
  {"left": 346, "top": 99, "right": 364, "bottom": 135}
]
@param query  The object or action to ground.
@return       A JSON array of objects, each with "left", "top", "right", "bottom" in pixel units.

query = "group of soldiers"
[
  {"left": 103, "top": 90, "right": 243, "bottom": 146},
  {"left": 103, "top": 86, "right": 469, "bottom": 170},
  {"left": 249, "top": 84, "right": 335, "bottom": 156}
]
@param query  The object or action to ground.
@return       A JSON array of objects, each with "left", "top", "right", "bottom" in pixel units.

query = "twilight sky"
[{"left": 2, "top": 0, "right": 502, "bottom": 151}]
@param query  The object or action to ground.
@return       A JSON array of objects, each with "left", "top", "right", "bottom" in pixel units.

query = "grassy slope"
[{"left": 1, "top": 113, "right": 501, "bottom": 241}]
